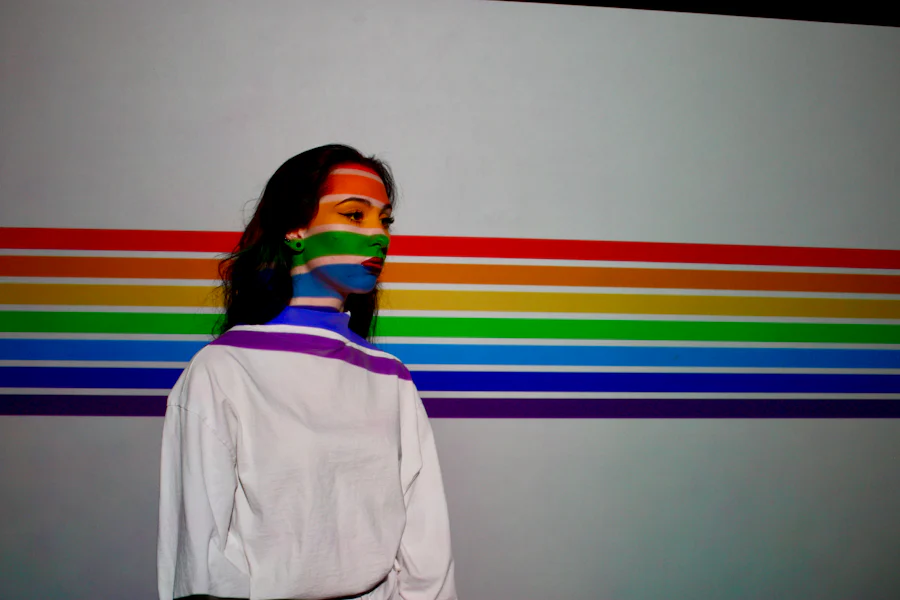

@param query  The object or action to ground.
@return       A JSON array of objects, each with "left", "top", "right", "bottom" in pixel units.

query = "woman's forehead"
[
  {"left": 321, "top": 164, "right": 389, "bottom": 207},
  {"left": 331, "top": 162, "right": 380, "bottom": 177}
]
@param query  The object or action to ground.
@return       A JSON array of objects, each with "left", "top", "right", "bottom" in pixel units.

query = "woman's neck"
[
  {"left": 285, "top": 302, "right": 342, "bottom": 313},
  {"left": 288, "top": 296, "right": 344, "bottom": 310},
  {"left": 288, "top": 271, "right": 346, "bottom": 310}
]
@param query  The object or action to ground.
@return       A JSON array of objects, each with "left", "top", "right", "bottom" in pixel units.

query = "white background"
[
  {"left": 3, "top": 1, "right": 899, "bottom": 247},
  {"left": 1, "top": 1, "right": 899, "bottom": 598}
]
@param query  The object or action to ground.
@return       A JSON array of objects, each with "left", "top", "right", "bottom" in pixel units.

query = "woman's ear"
[{"left": 284, "top": 229, "right": 306, "bottom": 254}]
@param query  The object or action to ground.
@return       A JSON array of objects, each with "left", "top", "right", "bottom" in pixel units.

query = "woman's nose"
[{"left": 370, "top": 234, "right": 389, "bottom": 256}]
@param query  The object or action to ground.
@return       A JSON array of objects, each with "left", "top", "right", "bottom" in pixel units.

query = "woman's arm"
[
  {"left": 396, "top": 384, "right": 458, "bottom": 600},
  {"left": 157, "top": 366, "right": 248, "bottom": 599}
]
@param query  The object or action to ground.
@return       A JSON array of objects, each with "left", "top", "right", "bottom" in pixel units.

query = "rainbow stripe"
[{"left": 2, "top": 227, "right": 899, "bottom": 418}]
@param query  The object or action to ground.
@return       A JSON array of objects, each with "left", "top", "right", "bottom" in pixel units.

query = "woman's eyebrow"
[{"left": 334, "top": 197, "right": 372, "bottom": 207}]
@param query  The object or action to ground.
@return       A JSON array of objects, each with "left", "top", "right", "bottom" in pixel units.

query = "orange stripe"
[
  {"left": 381, "top": 263, "right": 900, "bottom": 294},
  {"left": 0, "top": 256, "right": 219, "bottom": 279},
  {"left": 321, "top": 173, "right": 389, "bottom": 203},
  {"left": 3, "top": 257, "right": 900, "bottom": 294},
  {"left": 307, "top": 206, "right": 391, "bottom": 230}
]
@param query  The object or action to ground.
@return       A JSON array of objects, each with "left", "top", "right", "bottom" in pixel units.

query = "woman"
[{"left": 158, "top": 145, "right": 457, "bottom": 600}]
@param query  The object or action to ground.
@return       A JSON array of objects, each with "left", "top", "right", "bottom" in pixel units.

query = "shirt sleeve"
[
  {"left": 396, "top": 383, "right": 458, "bottom": 600},
  {"left": 157, "top": 366, "right": 249, "bottom": 600}
]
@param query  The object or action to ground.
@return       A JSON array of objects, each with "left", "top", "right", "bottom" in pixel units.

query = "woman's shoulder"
[
  {"left": 174, "top": 337, "right": 256, "bottom": 397},
  {"left": 347, "top": 339, "right": 414, "bottom": 383},
  {"left": 189, "top": 335, "right": 247, "bottom": 370}
]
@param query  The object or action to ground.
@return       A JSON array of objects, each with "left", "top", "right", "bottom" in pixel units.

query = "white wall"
[
  {"left": 3, "top": 0, "right": 899, "bottom": 246},
  {"left": 2, "top": 1, "right": 900, "bottom": 598},
  {"left": 2, "top": 417, "right": 899, "bottom": 599}
]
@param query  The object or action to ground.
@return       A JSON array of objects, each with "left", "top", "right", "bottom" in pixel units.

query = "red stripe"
[
  {"left": 1, "top": 228, "right": 241, "bottom": 252},
  {"left": 391, "top": 236, "right": 900, "bottom": 269},
  {"left": 2, "top": 228, "right": 899, "bottom": 269}
]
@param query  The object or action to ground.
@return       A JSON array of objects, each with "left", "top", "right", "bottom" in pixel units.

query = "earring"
[{"left": 284, "top": 237, "right": 305, "bottom": 253}]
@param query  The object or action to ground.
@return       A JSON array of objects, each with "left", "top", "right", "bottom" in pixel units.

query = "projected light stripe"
[
  {"left": 2, "top": 227, "right": 899, "bottom": 417},
  {"left": 1, "top": 312, "right": 897, "bottom": 343},
  {"left": 4, "top": 339, "right": 900, "bottom": 368},
  {"left": 5, "top": 228, "right": 900, "bottom": 268},
  {"left": 5, "top": 257, "right": 900, "bottom": 293},
  {"left": 4, "top": 284, "right": 900, "bottom": 318},
  {"left": 0, "top": 395, "right": 897, "bottom": 418},
  {"left": 4, "top": 368, "right": 900, "bottom": 393}
]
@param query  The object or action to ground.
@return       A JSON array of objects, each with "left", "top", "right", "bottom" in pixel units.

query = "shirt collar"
[{"left": 265, "top": 306, "right": 373, "bottom": 348}]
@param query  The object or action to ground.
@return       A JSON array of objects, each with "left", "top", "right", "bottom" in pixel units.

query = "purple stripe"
[
  {"left": 422, "top": 398, "right": 900, "bottom": 419},
  {"left": 0, "top": 395, "right": 166, "bottom": 417},
  {"left": 212, "top": 330, "right": 411, "bottom": 380},
  {"left": 3, "top": 395, "right": 900, "bottom": 418}
]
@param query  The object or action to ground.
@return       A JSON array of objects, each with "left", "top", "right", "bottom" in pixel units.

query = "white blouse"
[{"left": 157, "top": 308, "right": 457, "bottom": 599}]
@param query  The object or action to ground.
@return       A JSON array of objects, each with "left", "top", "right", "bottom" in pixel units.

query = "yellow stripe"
[
  {"left": 3, "top": 283, "right": 900, "bottom": 319},
  {"left": 0, "top": 284, "right": 219, "bottom": 307},
  {"left": 381, "top": 290, "right": 900, "bottom": 319}
]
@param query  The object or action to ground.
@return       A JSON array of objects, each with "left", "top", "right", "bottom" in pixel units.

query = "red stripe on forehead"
[{"left": 322, "top": 167, "right": 390, "bottom": 205}]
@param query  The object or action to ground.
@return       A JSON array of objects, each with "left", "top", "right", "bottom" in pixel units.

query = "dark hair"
[{"left": 217, "top": 144, "right": 397, "bottom": 340}]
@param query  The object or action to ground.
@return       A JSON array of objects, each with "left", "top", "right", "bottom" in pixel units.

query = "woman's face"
[{"left": 286, "top": 164, "right": 393, "bottom": 300}]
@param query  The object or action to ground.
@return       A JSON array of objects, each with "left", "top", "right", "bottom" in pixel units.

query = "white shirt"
[{"left": 157, "top": 308, "right": 457, "bottom": 599}]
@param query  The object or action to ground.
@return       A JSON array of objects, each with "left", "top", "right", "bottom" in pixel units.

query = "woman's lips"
[{"left": 361, "top": 257, "right": 384, "bottom": 272}]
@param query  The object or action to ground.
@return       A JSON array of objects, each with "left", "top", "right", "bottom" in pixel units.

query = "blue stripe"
[
  {"left": 2, "top": 367, "right": 899, "bottom": 393},
  {"left": 5, "top": 339, "right": 900, "bottom": 368},
  {"left": 409, "top": 372, "right": 900, "bottom": 393},
  {"left": 0, "top": 339, "right": 207, "bottom": 362},
  {"left": 291, "top": 265, "right": 378, "bottom": 301},
  {"left": 380, "top": 344, "right": 900, "bottom": 368}
]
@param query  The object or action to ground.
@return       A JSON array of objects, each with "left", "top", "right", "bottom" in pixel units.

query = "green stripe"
[
  {"left": 296, "top": 231, "right": 389, "bottom": 264},
  {"left": 1, "top": 311, "right": 898, "bottom": 344},
  {"left": 375, "top": 317, "right": 900, "bottom": 344},
  {"left": 0, "top": 311, "right": 220, "bottom": 335}
]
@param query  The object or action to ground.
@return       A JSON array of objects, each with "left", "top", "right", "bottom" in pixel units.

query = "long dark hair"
[{"left": 217, "top": 144, "right": 397, "bottom": 340}]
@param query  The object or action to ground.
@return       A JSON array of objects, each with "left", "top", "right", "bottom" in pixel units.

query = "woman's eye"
[
  {"left": 341, "top": 211, "right": 364, "bottom": 222},
  {"left": 381, "top": 216, "right": 395, "bottom": 227}
]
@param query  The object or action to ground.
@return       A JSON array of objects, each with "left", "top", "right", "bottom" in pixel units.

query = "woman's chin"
[
  {"left": 317, "top": 267, "right": 380, "bottom": 296},
  {"left": 340, "top": 277, "right": 380, "bottom": 295}
]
